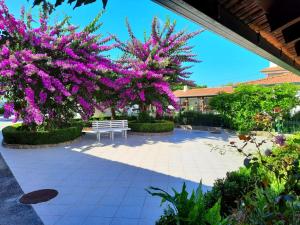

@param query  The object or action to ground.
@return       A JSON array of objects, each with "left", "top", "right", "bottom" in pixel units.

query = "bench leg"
[
  {"left": 125, "top": 130, "right": 127, "bottom": 139},
  {"left": 97, "top": 132, "right": 101, "bottom": 142},
  {"left": 111, "top": 132, "right": 114, "bottom": 141}
]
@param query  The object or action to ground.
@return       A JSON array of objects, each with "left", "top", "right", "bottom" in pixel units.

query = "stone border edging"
[
  {"left": 128, "top": 130, "right": 174, "bottom": 136},
  {"left": 2, "top": 134, "right": 84, "bottom": 149},
  {"left": 177, "top": 124, "right": 236, "bottom": 133}
]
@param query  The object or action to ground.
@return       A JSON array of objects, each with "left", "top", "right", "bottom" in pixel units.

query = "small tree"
[
  {"left": 114, "top": 17, "right": 201, "bottom": 116},
  {"left": 0, "top": 2, "right": 118, "bottom": 129},
  {"left": 210, "top": 84, "right": 300, "bottom": 132}
]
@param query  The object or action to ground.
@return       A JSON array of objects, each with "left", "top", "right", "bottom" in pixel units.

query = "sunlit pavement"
[
  {"left": 0, "top": 128, "right": 261, "bottom": 225},
  {"left": 0, "top": 116, "right": 14, "bottom": 129}
]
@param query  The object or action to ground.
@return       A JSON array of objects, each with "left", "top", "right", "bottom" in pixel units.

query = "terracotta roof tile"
[
  {"left": 260, "top": 66, "right": 287, "bottom": 73},
  {"left": 173, "top": 86, "right": 234, "bottom": 98},
  {"left": 241, "top": 73, "right": 300, "bottom": 85}
]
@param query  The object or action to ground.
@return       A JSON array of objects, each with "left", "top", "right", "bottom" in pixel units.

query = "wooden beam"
[
  {"left": 295, "top": 41, "right": 300, "bottom": 56},
  {"left": 282, "top": 21, "right": 300, "bottom": 44},
  {"left": 152, "top": 0, "right": 300, "bottom": 75},
  {"left": 271, "top": 17, "right": 300, "bottom": 34},
  {"left": 259, "top": 0, "right": 300, "bottom": 32}
]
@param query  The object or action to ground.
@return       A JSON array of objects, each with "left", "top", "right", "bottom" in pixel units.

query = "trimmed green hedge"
[
  {"left": 2, "top": 124, "right": 83, "bottom": 145},
  {"left": 176, "top": 111, "right": 227, "bottom": 127},
  {"left": 129, "top": 120, "right": 174, "bottom": 133}
]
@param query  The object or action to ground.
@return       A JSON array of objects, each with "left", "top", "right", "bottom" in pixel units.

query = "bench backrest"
[{"left": 92, "top": 120, "right": 128, "bottom": 129}]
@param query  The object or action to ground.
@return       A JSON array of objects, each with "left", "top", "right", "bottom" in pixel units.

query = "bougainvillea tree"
[
  {"left": 114, "top": 18, "right": 201, "bottom": 115},
  {"left": 29, "top": 0, "right": 108, "bottom": 12},
  {"left": 0, "top": 2, "right": 119, "bottom": 129}
]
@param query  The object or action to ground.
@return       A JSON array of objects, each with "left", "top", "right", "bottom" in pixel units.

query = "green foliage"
[
  {"left": 263, "top": 143, "right": 300, "bottom": 195},
  {"left": 291, "top": 111, "right": 300, "bottom": 121},
  {"left": 229, "top": 187, "right": 300, "bottom": 225},
  {"left": 176, "top": 111, "right": 227, "bottom": 127},
  {"left": 209, "top": 84, "right": 300, "bottom": 132},
  {"left": 172, "top": 84, "right": 207, "bottom": 91},
  {"left": 287, "top": 132, "right": 300, "bottom": 145},
  {"left": 282, "top": 121, "right": 300, "bottom": 134},
  {"left": 129, "top": 120, "right": 174, "bottom": 133},
  {"left": 0, "top": 106, "right": 3, "bottom": 115},
  {"left": 226, "top": 133, "right": 300, "bottom": 224},
  {"left": 150, "top": 131, "right": 300, "bottom": 225},
  {"left": 2, "top": 123, "right": 82, "bottom": 145},
  {"left": 137, "top": 111, "right": 155, "bottom": 123},
  {"left": 146, "top": 182, "right": 227, "bottom": 225},
  {"left": 204, "top": 167, "right": 260, "bottom": 216}
]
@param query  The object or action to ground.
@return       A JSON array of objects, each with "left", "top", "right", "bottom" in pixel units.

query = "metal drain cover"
[{"left": 19, "top": 189, "right": 58, "bottom": 204}]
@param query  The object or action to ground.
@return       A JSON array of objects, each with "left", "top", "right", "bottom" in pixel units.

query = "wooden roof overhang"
[{"left": 153, "top": 0, "right": 300, "bottom": 75}]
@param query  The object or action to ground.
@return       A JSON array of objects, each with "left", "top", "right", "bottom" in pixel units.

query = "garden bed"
[
  {"left": 2, "top": 124, "right": 83, "bottom": 146},
  {"left": 128, "top": 120, "right": 174, "bottom": 133}
]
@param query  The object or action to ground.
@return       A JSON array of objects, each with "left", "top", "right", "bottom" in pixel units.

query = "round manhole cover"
[{"left": 19, "top": 189, "right": 58, "bottom": 204}]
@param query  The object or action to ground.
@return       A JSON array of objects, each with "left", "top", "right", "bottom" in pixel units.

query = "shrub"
[
  {"left": 146, "top": 182, "right": 226, "bottom": 225},
  {"left": 210, "top": 84, "right": 300, "bottom": 132},
  {"left": 176, "top": 111, "right": 226, "bottom": 127},
  {"left": 291, "top": 111, "right": 300, "bottom": 121},
  {"left": 2, "top": 124, "right": 83, "bottom": 145},
  {"left": 282, "top": 121, "right": 300, "bottom": 134},
  {"left": 229, "top": 187, "right": 300, "bottom": 225},
  {"left": 204, "top": 167, "right": 260, "bottom": 216},
  {"left": 137, "top": 111, "right": 155, "bottom": 123},
  {"left": 129, "top": 120, "right": 174, "bottom": 133},
  {"left": 287, "top": 132, "right": 300, "bottom": 145},
  {"left": 0, "top": 106, "right": 3, "bottom": 115}
]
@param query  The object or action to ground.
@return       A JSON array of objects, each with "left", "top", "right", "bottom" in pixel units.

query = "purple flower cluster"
[
  {"left": 0, "top": 2, "right": 200, "bottom": 126},
  {"left": 113, "top": 17, "right": 200, "bottom": 114},
  {"left": 0, "top": 1, "right": 124, "bottom": 125},
  {"left": 274, "top": 134, "right": 286, "bottom": 146}
]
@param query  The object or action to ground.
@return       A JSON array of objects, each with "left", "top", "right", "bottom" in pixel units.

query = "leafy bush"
[
  {"left": 146, "top": 182, "right": 227, "bottom": 225},
  {"left": 2, "top": 124, "right": 83, "bottom": 145},
  {"left": 129, "top": 120, "right": 174, "bottom": 133},
  {"left": 287, "top": 132, "right": 300, "bottom": 145},
  {"left": 72, "top": 115, "right": 138, "bottom": 128},
  {"left": 291, "top": 111, "right": 300, "bottom": 121},
  {"left": 282, "top": 121, "right": 300, "bottom": 134},
  {"left": 210, "top": 84, "right": 300, "bottom": 132},
  {"left": 229, "top": 187, "right": 300, "bottom": 225},
  {"left": 0, "top": 106, "right": 3, "bottom": 115},
  {"left": 227, "top": 133, "right": 300, "bottom": 224},
  {"left": 176, "top": 111, "right": 227, "bottom": 127},
  {"left": 204, "top": 167, "right": 260, "bottom": 216},
  {"left": 148, "top": 132, "right": 300, "bottom": 224},
  {"left": 137, "top": 111, "right": 155, "bottom": 123}
]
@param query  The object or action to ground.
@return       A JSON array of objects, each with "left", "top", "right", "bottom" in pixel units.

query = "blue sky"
[{"left": 7, "top": 0, "right": 269, "bottom": 87}]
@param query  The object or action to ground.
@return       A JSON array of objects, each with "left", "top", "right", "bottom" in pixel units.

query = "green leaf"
[{"left": 204, "top": 199, "right": 223, "bottom": 225}]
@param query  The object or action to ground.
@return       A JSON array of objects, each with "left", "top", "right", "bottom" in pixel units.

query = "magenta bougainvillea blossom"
[
  {"left": 0, "top": 2, "right": 120, "bottom": 127},
  {"left": 114, "top": 18, "right": 201, "bottom": 115}
]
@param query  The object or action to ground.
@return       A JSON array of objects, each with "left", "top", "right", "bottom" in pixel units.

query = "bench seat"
[{"left": 91, "top": 120, "right": 131, "bottom": 142}]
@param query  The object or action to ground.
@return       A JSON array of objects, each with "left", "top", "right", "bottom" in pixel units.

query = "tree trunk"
[
  {"left": 139, "top": 104, "right": 147, "bottom": 113},
  {"left": 111, "top": 107, "right": 116, "bottom": 120}
]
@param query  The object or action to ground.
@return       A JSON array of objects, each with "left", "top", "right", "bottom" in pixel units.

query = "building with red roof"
[{"left": 174, "top": 63, "right": 300, "bottom": 112}]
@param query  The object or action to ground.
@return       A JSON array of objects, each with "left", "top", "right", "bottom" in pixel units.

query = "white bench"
[{"left": 91, "top": 120, "right": 131, "bottom": 142}]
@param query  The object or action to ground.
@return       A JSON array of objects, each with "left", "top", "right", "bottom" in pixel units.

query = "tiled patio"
[{"left": 0, "top": 127, "right": 247, "bottom": 225}]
